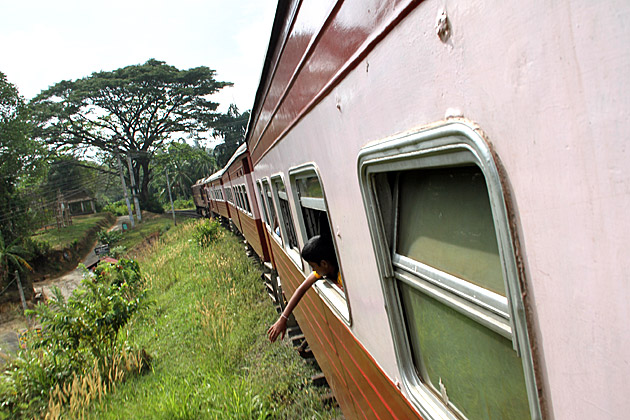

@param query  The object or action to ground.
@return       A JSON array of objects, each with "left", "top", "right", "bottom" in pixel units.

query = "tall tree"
[
  {"left": 0, "top": 72, "right": 44, "bottom": 244},
  {"left": 30, "top": 59, "right": 231, "bottom": 207},
  {"left": 212, "top": 104, "right": 249, "bottom": 168},
  {"left": 151, "top": 141, "right": 217, "bottom": 202}
]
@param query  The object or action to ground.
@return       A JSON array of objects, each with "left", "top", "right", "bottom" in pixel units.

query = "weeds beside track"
[{"left": 85, "top": 220, "right": 340, "bottom": 419}]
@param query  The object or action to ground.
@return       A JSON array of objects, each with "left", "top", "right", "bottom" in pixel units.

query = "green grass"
[
  {"left": 116, "top": 214, "right": 174, "bottom": 252},
  {"left": 32, "top": 213, "right": 113, "bottom": 250},
  {"left": 85, "top": 220, "right": 340, "bottom": 419}
]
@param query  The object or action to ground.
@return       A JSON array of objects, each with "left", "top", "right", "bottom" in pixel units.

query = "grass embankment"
[
  {"left": 32, "top": 213, "right": 114, "bottom": 251},
  {"left": 86, "top": 220, "right": 340, "bottom": 419},
  {"left": 116, "top": 214, "right": 174, "bottom": 255},
  {"left": 25, "top": 213, "right": 115, "bottom": 283}
]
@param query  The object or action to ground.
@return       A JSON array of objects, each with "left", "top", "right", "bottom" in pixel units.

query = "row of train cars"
[{"left": 191, "top": 1, "right": 630, "bottom": 419}]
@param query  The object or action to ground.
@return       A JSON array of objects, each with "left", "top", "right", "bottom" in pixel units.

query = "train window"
[
  {"left": 243, "top": 185, "right": 252, "bottom": 214},
  {"left": 262, "top": 179, "right": 280, "bottom": 240},
  {"left": 358, "top": 123, "right": 541, "bottom": 420},
  {"left": 289, "top": 165, "right": 350, "bottom": 324},
  {"left": 271, "top": 175, "right": 301, "bottom": 262},
  {"left": 237, "top": 186, "right": 243, "bottom": 211},
  {"left": 235, "top": 185, "right": 242, "bottom": 209},
  {"left": 256, "top": 181, "right": 270, "bottom": 225}
]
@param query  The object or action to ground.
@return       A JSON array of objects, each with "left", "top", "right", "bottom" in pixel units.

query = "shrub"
[
  {"left": 22, "top": 237, "right": 51, "bottom": 259},
  {"left": 140, "top": 195, "right": 164, "bottom": 214},
  {"left": 165, "top": 198, "right": 193, "bottom": 212},
  {"left": 193, "top": 219, "right": 221, "bottom": 248},
  {"left": 103, "top": 201, "right": 129, "bottom": 217},
  {"left": 96, "top": 229, "right": 122, "bottom": 246},
  {"left": 109, "top": 245, "right": 127, "bottom": 258},
  {"left": 0, "top": 259, "right": 147, "bottom": 419}
]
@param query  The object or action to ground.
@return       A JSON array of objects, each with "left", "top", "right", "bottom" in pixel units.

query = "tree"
[
  {"left": 212, "top": 104, "right": 250, "bottom": 168},
  {"left": 0, "top": 231, "right": 33, "bottom": 302},
  {"left": 151, "top": 141, "right": 217, "bottom": 203},
  {"left": 0, "top": 72, "right": 44, "bottom": 244},
  {"left": 30, "top": 59, "right": 232, "bottom": 207}
]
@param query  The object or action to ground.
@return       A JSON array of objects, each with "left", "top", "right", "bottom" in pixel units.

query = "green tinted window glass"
[
  {"left": 400, "top": 282, "right": 531, "bottom": 420},
  {"left": 397, "top": 166, "right": 505, "bottom": 295},
  {"left": 297, "top": 176, "right": 323, "bottom": 198}
]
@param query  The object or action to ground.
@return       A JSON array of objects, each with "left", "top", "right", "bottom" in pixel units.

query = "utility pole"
[
  {"left": 126, "top": 154, "right": 142, "bottom": 222},
  {"left": 165, "top": 170, "right": 177, "bottom": 226},
  {"left": 116, "top": 152, "right": 135, "bottom": 228}
]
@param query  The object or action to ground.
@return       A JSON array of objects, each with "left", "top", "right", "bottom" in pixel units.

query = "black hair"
[{"left": 301, "top": 235, "right": 338, "bottom": 269}]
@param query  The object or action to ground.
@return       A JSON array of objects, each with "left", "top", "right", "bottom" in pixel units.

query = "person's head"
[{"left": 301, "top": 235, "right": 338, "bottom": 278}]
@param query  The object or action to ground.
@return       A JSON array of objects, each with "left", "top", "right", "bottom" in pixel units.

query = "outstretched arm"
[{"left": 267, "top": 272, "right": 319, "bottom": 342}]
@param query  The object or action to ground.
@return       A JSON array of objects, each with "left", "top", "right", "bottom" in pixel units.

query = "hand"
[{"left": 267, "top": 316, "right": 288, "bottom": 343}]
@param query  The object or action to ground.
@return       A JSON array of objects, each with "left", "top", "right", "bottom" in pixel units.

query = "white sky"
[{"left": 0, "top": 0, "right": 278, "bottom": 113}]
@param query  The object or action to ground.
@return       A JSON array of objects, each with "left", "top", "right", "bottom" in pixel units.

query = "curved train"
[{"left": 192, "top": 1, "right": 630, "bottom": 419}]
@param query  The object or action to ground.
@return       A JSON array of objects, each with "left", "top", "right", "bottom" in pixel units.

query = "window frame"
[
  {"left": 358, "top": 121, "right": 541, "bottom": 420},
  {"left": 242, "top": 184, "right": 252, "bottom": 215},
  {"left": 289, "top": 163, "right": 351, "bottom": 325},
  {"left": 256, "top": 180, "right": 270, "bottom": 226},
  {"left": 261, "top": 178, "right": 281, "bottom": 243},
  {"left": 270, "top": 174, "right": 302, "bottom": 267}
]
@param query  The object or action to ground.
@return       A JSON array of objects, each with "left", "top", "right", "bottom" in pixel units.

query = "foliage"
[
  {"left": 151, "top": 141, "right": 217, "bottom": 203},
  {"left": 163, "top": 198, "right": 194, "bottom": 212},
  {"left": 21, "top": 237, "right": 52, "bottom": 260},
  {"left": 140, "top": 193, "right": 164, "bottom": 214},
  {"left": 173, "top": 198, "right": 194, "bottom": 210},
  {"left": 193, "top": 219, "right": 222, "bottom": 248},
  {"left": 30, "top": 59, "right": 232, "bottom": 206},
  {"left": 0, "top": 231, "right": 32, "bottom": 286},
  {"left": 0, "top": 72, "right": 46, "bottom": 244},
  {"left": 212, "top": 104, "right": 250, "bottom": 168},
  {"left": 103, "top": 200, "right": 130, "bottom": 217},
  {"left": 0, "top": 259, "right": 147, "bottom": 419},
  {"left": 82, "top": 220, "right": 339, "bottom": 419},
  {"left": 97, "top": 229, "right": 122, "bottom": 246},
  {"left": 109, "top": 245, "right": 128, "bottom": 259}
]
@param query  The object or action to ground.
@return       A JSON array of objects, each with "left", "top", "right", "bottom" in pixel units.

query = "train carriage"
[
  {"left": 222, "top": 144, "right": 271, "bottom": 262},
  {"left": 206, "top": 170, "right": 230, "bottom": 220},
  {"left": 191, "top": 179, "right": 207, "bottom": 217},
  {"left": 198, "top": 1, "right": 630, "bottom": 419}
]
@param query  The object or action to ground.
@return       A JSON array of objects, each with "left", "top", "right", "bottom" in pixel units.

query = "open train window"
[
  {"left": 256, "top": 181, "right": 270, "bottom": 226},
  {"left": 235, "top": 185, "right": 243, "bottom": 210},
  {"left": 358, "top": 122, "right": 541, "bottom": 420},
  {"left": 242, "top": 185, "right": 252, "bottom": 214},
  {"left": 271, "top": 175, "right": 301, "bottom": 265},
  {"left": 289, "top": 165, "right": 350, "bottom": 324},
  {"left": 229, "top": 187, "right": 234, "bottom": 204},
  {"left": 261, "top": 179, "right": 280, "bottom": 241}
]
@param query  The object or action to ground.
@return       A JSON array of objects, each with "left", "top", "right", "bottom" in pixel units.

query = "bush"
[
  {"left": 164, "top": 198, "right": 193, "bottom": 212},
  {"left": 0, "top": 259, "right": 147, "bottom": 419},
  {"left": 140, "top": 195, "right": 164, "bottom": 214},
  {"left": 103, "top": 200, "right": 129, "bottom": 217},
  {"left": 22, "top": 237, "right": 51, "bottom": 259},
  {"left": 109, "top": 245, "right": 127, "bottom": 258},
  {"left": 193, "top": 219, "right": 221, "bottom": 248},
  {"left": 96, "top": 229, "right": 122, "bottom": 246}
]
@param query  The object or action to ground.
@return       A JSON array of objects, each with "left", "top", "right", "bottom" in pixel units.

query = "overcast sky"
[{"left": 0, "top": 0, "right": 277, "bottom": 113}]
